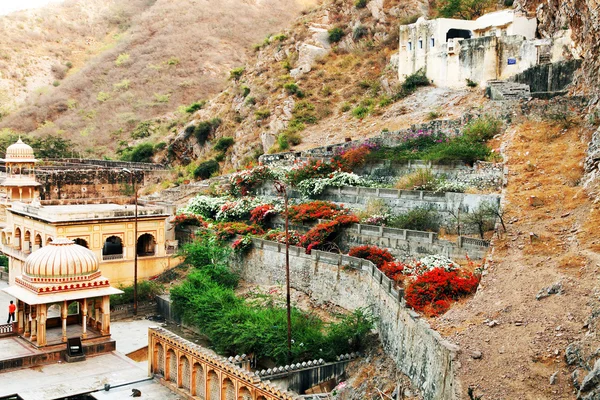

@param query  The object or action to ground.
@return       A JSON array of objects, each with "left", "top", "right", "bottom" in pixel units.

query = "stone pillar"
[
  {"left": 19, "top": 187, "right": 22, "bottom": 202},
  {"left": 82, "top": 300, "right": 88, "bottom": 339},
  {"left": 30, "top": 306, "right": 37, "bottom": 341},
  {"left": 101, "top": 296, "right": 110, "bottom": 335},
  {"left": 17, "top": 301, "right": 24, "bottom": 334},
  {"left": 37, "top": 303, "right": 47, "bottom": 347},
  {"left": 61, "top": 300, "right": 68, "bottom": 342}
]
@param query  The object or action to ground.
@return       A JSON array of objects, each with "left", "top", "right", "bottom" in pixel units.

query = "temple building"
[
  {"left": 1, "top": 201, "right": 178, "bottom": 286},
  {"left": 2, "top": 238, "right": 122, "bottom": 347},
  {"left": 0, "top": 138, "right": 40, "bottom": 204}
]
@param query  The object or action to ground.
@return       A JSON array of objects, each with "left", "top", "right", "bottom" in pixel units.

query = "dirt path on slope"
[{"left": 435, "top": 119, "right": 598, "bottom": 399}]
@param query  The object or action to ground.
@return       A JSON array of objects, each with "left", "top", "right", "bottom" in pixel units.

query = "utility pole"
[
  {"left": 274, "top": 181, "right": 291, "bottom": 362},
  {"left": 123, "top": 168, "right": 138, "bottom": 316}
]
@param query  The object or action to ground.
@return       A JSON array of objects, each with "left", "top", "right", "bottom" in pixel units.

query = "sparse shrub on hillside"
[
  {"left": 241, "top": 86, "right": 251, "bottom": 98},
  {"left": 254, "top": 108, "right": 271, "bottom": 120},
  {"left": 52, "top": 81, "right": 60, "bottom": 87},
  {"left": 194, "top": 118, "right": 221, "bottom": 145},
  {"left": 272, "top": 33, "right": 287, "bottom": 42},
  {"left": 352, "top": 105, "right": 371, "bottom": 119},
  {"left": 51, "top": 64, "right": 68, "bottom": 80},
  {"left": 427, "top": 110, "right": 442, "bottom": 120},
  {"left": 466, "top": 78, "right": 478, "bottom": 88},
  {"left": 354, "top": 0, "right": 368, "bottom": 8},
  {"left": 436, "top": 0, "right": 494, "bottom": 20},
  {"left": 194, "top": 159, "right": 220, "bottom": 180},
  {"left": 277, "top": 134, "right": 290, "bottom": 150},
  {"left": 341, "top": 102, "right": 352, "bottom": 112},
  {"left": 229, "top": 67, "right": 245, "bottom": 81},
  {"left": 504, "top": 0, "right": 514, "bottom": 6},
  {"left": 213, "top": 136, "right": 234, "bottom": 152},
  {"left": 185, "top": 101, "right": 206, "bottom": 114},
  {"left": 154, "top": 93, "right": 170, "bottom": 103},
  {"left": 462, "top": 116, "right": 502, "bottom": 142},
  {"left": 284, "top": 82, "right": 303, "bottom": 97},
  {"left": 96, "top": 92, "right": 111, "bottom": 102},
  {"left": 167, "top": 57, "right": 180, "bottom": 66},
  {"left": 113, "top": 79, "right": 130, "bottom": 92},
  {"left": 115, "top": 53, "right": 130, "bottom": 67},
  {"left": 328, "top": 27, "right": 345, "bottom": 43},
  {"left": 399, "top": 14, "right": 421, "bottom": 25},
  {"left": 352, "top": 25, "right": 369, "bottom": 41},
  {"left": 395, "top": 169, "right": 436, "bottom": 191},
  {"left": 401, "top": 69, "right": 430, "bottom": 92},
  {"left": 131, "top": 121, "right": 153, "bottom": 139},
  {"left": 292, "top": 101, "right": 317, "bottom": 125}
]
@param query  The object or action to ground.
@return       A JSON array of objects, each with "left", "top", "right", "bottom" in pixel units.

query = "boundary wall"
[
  {"left": 234, "top": 238, "right": 461, "bottom": 400},
  {"left": 149, "top": 327, "right": 296, "bottom": 399}
]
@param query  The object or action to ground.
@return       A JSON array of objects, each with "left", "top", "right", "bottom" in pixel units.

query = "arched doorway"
[
  {"left": 208, "top": 370, "right": 219, "bottom": 400},
  {"left": 180, "top": 356, "right": 190, "bottom": 391},
  {"left": 34, "top": 234, "right": 42, "bottom": 250},
  {"left": 14, "top": 228, "right": 21, "bottom": 250},
  {"left": 73, "top": 238, "right": 89, "bottom": 248},
  {"left": 157, "top": 343, "right": 165, "bottom": 376},
  {"left": 238, "top": 387, "right": 252, "bottom": 400},
  {"left": 137, "top": 233, "right": 156, "bottom": 257},
  {"left": 168, "top": 349, "right": 177, "bottom": 384},
  {"left": 446, "top": 28, "right": 472, "bottom": 42},
  {"left": 46, "top": 237, "right": 53, "bottom": 246},
  {"left": 24, "top": 231, "right": 31, "bottom": 252},
  {"left": 222, "top": 378, "right": 235, "bottom": 400},
  {"left": 102, "top": 236, "right": 123, "bottom": 260}
]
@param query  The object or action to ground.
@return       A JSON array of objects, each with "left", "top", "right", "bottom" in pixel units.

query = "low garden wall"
[{"left": 233, "top": 238, "right": 461, "bottom": 400}]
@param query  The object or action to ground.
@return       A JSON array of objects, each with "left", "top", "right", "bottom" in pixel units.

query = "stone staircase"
[{"left": 487, "top": 80, "right": 531, "bottom": 101}]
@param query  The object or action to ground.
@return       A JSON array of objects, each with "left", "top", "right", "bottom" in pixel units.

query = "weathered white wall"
[{"left": 234, "top": 239, "right": 461, "bottom": 400}]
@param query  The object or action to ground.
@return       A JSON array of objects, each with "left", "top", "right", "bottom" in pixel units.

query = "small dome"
[
  {"left": 24, "top": 238, "right": 99, "bottom": 280},
  {"left": 5, "top": 138, "right": 36, "bottom": 161}
]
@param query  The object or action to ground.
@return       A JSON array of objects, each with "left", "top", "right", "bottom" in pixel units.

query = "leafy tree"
[
  {"left": 437, "top": 0, "right": 494, "bottom": 20},
  {"left": 194, "top": 159, "right": 219, "bottom": 180}
]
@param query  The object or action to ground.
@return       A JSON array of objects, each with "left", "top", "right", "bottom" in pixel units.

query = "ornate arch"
[
  {"left": 193, "top": 362, "right": 206, "bottom": 399},
  {"left": 208, "top": 370, "right": 220, "bottom": 400},
  {"left": 180, "top": 355, "right": 191, "bottom": 390},
  {"left": 157, "top": 343, "right": 165, "bottom": 376},
  {"left": 168, "top": 348, "right": 177, "bottom": 384},
  {"left": 238, "top": 387, "right": 252, "bottom": 400},
  {"left": 222, "top": 377, "right": 235, "bottom": 400}
]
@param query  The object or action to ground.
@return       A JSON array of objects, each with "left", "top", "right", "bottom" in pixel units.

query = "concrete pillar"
[
  {"left": 101, "top": 296, "right": 110, "bottom": 335},
  {"left": 37, "top": 303, "right": 47, "bottom": 347},
  {"left": 30, "top": 307, "right": 37, "bottom": 341},
  {"left": 82, "top": 300, "right": 88, "bottom": 339},
  {"left": 61, "top": 300, "right": 68, "bottom": 342},
  {"left": 19, "top": 187, "right": 22, "bottom": 202}
]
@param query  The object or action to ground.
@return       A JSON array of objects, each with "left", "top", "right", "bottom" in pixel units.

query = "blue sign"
[{"left": 507, "top": 58, "right": 517, "bottom": 65}]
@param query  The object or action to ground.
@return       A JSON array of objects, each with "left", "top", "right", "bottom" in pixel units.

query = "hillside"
[{"left": 0, "top": 0, "right": 316, "bottom": 155}]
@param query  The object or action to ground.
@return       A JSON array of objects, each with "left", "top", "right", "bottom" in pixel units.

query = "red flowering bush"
[
  {"left": 289, "top": 201, "right": 350, "bottom": 223},
  {"left": 264, "top": 230, "right": 302, "bottom": 246},
  {"left": 380, "top": 261, "right": 410, "bottom": 283},
  {"left": 337, "top": 146, "right": 371, "bottom": 169},
  {"left": 212, "top": 222, "right": 264, "bottom": 241},
  {"left": 300, "top": 214, "right": 359, "bottom": 253},
  {"left": 232, "top": 236, "right": 253, "bottom": 253},
  {"left": 169, "top": 213, "right": 207, "bottom": 228},
  {"left": 287, "top": 159, "right": 347, "bottom": 186},
  {"left": 348, "top": 245, "right": 394, "bottom": 268},
  {"left": 250, "top": 204, "right": 277, "bottom": 225},
  {"left": 404, "top": 268, "right": 480, "bottom": 317}
]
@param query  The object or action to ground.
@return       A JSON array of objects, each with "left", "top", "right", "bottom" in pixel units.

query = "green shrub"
[
  {"left": 155, "top": 142, "right": 167, "bottom": 151},
  {"left": 131, "top": 121, "right": 152, "bottom": 139},
  {"left": 119, "top": 143, "right": 155, "bottom": 163},
  {"left": 255, "top": 108, "right": 271, "bottom": 120},
  {"left": 194, "top": 118, "right": 222, "bottom": 145},
  {"left": 402, "top": 68, "right": 430, "bottom": 92},
  {"left": 272, "top": 33, "right": 287, "bottom": 42},
  {"left": 284, "top": 82, "right": 303, "bottom": 97},
  {"left": 462, "top": 116, "right": 502, "bottom": 142},
  {"left": 229, "top": 67, "right": 245, "bottom": 81},
  {"left": 352, "top": 105, "right": 370, "bottom": 119},
  {"left": 277, "top": 134, "right": 290, "bottom": 150},
  {"left": 111, "top": 280, "right": 164, "bottom": 306},
  {"left": 292, "top": 101, "right": 317, "bottom": 124},
  {"left": 194, "top": 159, "right": 219, "bottom": 180},
  {"left": 466, "top": 78, "right": 478, "bottom": 88},
  {"left": 328, "top": 27, "right": 345, "bottom": 43},
  {"left": 504, "top": 0, "right": 514, "bottom": 5},
  {"left": 341, "top": 102, "right": 352, "bottom": 112},
  {"left": 424, "top": 136, "right": 491, "bottom": 164},
  {"left": 355, "top": 0, "right": 368, "bottom": 8},
  {"left": 353, "top": 25, "right": 368, "bottom": 41},
  {"left": 115, "top": 53, "right": 130, "bottom": 66},
  {"left": 185, "top": 101, "right": 206, "bottom": 113},
  {"left": 213, "top": 137, "right": 234, "bottom": 152},
  {"left": 437, "top": 0, "right": 494, "bottom": 19},
  {"left": 96, "top": 91, "right": 111, "bottom": 102},
  {"left": 241, "top": 86, "right": 251, "bottom": 98},
  {"left": 389, "top": 207, "right": 440, "bottom": 232}
]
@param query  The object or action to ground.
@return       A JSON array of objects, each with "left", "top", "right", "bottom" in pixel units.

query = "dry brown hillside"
[{"left": 0, "top": 0, "right": 317, "bottom": 154}]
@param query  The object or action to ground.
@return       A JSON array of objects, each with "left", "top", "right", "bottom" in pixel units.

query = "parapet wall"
[{"left": 234, "top": 239, "right": 461, "bottom": 400}]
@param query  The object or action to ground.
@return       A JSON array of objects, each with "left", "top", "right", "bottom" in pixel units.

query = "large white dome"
[{"left": 24, "top": 238, "right": 99, "bottom": 282}]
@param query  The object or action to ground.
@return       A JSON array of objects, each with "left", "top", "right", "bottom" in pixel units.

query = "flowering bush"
[
  {"left": 419, "top": 255, "right": 459, "bottom": 272},
  {"left": 348, "top": 245, "right": 394, "bottom": 268},
  {"left": 211, "top": 222, "right": 264, "bottom": 240},
  {"left": 250, "top": 204, "right": 278, "bottom": 225},
  {"left": 232, "top": 235, "right": 253, "bottom": 254},
  {"left": 215, "top": 197, "right": 277, "bottom": 222},
  {"left": 300, "top": 214, "right": 359, "bottom": 253},
  {"left": 169, "top": 213, "right": 207, "bottom": 229},
  {"left": 334, "top": 144, "right": 374, "bottom": 169},
  {"left": 229, "top": 165, "right": 275, "bottom": 196},
  {"left": 288, "top": 201, "right": 350, "bottom": 223},
  {"left": 433, "top": 180, "right": 468, "bottom": 193},
  {"left": 296, "top": 171, "right": 370, "bottom": 197},
  {"left": 362, "top": 214, "right": 389, "bottom": 226},
  {"left": 185, "top": 195, "right": 227, "bottom": 219},
  {"left": 380, "top": 261, "right": 410, "bottom": 282},
  {"left": 404, "top": 268, "right": 480, "bottom": 316},
  {"left": 287, "top": 159, "right": 346, "bottom": 186},
  {"left": 263, "top": 229, "right": 302, "bottom": 246}
]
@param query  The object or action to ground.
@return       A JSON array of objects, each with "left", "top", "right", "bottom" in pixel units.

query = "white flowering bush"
[
  {"left": 418, "top": 255, "right": 459, "bottom": 271},
  {"left": 434, "top": 180, "right": 468, "bottom": 193},
  {"left": 297, "top": 171, "right": 370, "bottom": 197},
  {"left": 184, "top": 195, "right": 228, "bottom": 219},
  {"left": 362, "top": 214, "right": 389, "bottom": 226},
  {"left": 215, "top": 196, "right": 282, "bottom": 221}
]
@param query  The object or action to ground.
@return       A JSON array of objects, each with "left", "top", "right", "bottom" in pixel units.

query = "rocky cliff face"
[{"left": 517, "top": 0, "right": 600, "bottom": 94}]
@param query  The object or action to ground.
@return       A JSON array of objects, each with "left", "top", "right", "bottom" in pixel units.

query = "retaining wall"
[{"left": 233, "top": 238, "right": 460, "bottom": 400}]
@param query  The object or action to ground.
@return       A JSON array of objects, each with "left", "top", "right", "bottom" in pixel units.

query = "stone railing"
[
  {"left": 1, "top": 245, "right": 29, "bottom": 262},
  {"left": 42, "top": 158, "right": 167, "bottom": 171},
  {"left": 0, "top": 322, "right": 16, "bottom": 337},
  {"left": 149, "top": 327, "right": 297, "bottom": 400},
  {"left": 102, "top": 253, "right": 124, "bottom": 261},
  {"left": 237, "top": 239, "right": 461, "bottom": 399}
]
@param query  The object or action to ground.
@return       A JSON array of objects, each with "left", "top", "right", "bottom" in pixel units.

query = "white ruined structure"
[{"left": 398, "top": 9, "right": 573, "bottom": 88}]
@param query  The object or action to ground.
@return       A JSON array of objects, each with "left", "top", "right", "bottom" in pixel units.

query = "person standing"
[{"left": 7, "top": 300, "right": 15, "bottom": 324}]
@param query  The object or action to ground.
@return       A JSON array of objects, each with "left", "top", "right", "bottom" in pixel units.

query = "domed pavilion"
[
  {"left": 2, "top": 238, "right": 122, "bottom": 347},
  {"left": 0, "top": 138, "right": 40, "bottom": 203}
]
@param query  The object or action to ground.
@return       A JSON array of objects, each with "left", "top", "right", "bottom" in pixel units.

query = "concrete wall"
[
  {"left": 510, "top": 59, "right": 582, "bottom": 94},
  {"left": 266, "top": 360, "right": 351, "bottom": 394},
  {"left": 233, "top": 239, "right": 461, "bottom": 400}
]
